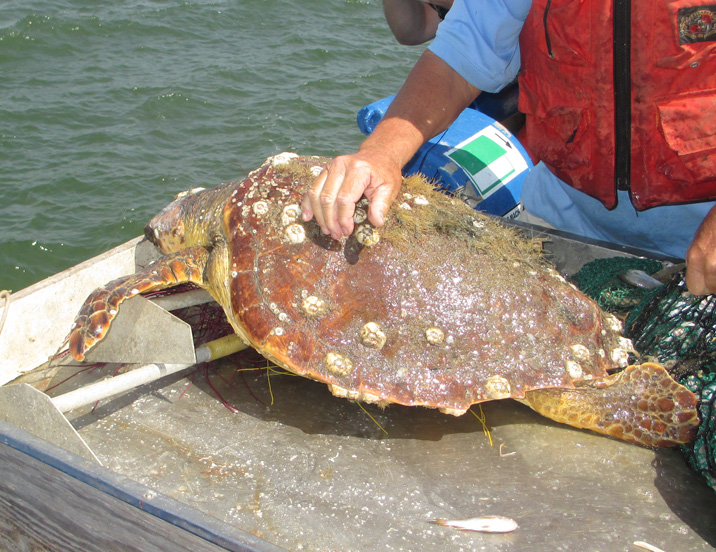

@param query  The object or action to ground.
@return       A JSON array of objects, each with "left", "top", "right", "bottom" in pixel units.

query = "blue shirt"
[
  {"left": 429, "top": 0, "right": 529, "bottom": 93},
  {"left": 428, "top": 0, "right": 715, "bottom": 260}
]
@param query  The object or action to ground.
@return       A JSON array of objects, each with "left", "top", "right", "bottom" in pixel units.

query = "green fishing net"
[
  {"left": 571, "top": 259, "right": 716, "bottom": 491},
  {"left": 569, "top": 257, "right": 663, "bottom": 311}
]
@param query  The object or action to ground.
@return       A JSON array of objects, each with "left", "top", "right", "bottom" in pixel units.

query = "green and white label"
[{"left": 446, "top": 127, "right": 528, "bottom": 199}]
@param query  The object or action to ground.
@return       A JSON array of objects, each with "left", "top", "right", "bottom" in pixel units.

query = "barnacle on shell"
[
  {"left": 253, "top": 201, "right": 270, "bottom": 216},
  {"left": 281, "top": 204, "right": 301, "bottom": 226},
  {"left": 285, "top": 223, "right": 306, "bottom": 244},
  {"left": 360, "top": 321, "right": 387, "bottom": 349},
  {"left": 324, "top": 352, "right": 354, "bottom": 376},
  {"left": 175, "top": 187, "right": 205, "bottom": 200},
  {"left": 425, "top": 327, "right": 445, "bottom": 346},
  {"left": 565, "top": 360, "right": 583, "bottom": 379},
  {"left": 353, "top": 208, "right": 367, "bottom": 224},
  {"left": 271, "top": 152, "right": 299, "bottom": 167},
  {"left": 328, "top": 384, "right": 360, "bottom": 400},
  {"left": 570, "top": 344, "right": 591, "bottom": 362},
  {"left": 484, "top": 375, "right": 511, "bottom": 399},
  {"left": 355, "top": 224, "right": 380, "bottom": 246},
  {"left": 440, "top": 407, "right": 468, "bottom": 416},
  {"left": 301, "top": 295, "right": 328, "bottom": 318}
]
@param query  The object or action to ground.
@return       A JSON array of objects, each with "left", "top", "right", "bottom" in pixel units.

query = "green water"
[{"left": 0, "top": 0, "right": 421, "bottom": 292}]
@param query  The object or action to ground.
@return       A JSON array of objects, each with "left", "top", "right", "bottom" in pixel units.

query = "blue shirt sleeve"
[{"left": 428, "top": 0, "right": 532, "bottom": 93}]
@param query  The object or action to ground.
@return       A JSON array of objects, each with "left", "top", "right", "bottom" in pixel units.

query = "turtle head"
[{"left": 145, "top": 187, "right": 207, "bottom": 253}]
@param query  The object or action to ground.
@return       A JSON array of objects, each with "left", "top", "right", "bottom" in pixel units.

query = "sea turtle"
[{"left": 68, "top": 153, "right": 698, "bottom": 447}]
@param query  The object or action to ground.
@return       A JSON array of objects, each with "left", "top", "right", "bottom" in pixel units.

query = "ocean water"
[{"left": 0, "top": 0, "right": 421, "bottom": 292}]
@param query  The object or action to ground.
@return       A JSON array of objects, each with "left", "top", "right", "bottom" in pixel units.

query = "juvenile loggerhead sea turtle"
[{"left": 69, "top": 153, "right": 698, "bottom": 447}]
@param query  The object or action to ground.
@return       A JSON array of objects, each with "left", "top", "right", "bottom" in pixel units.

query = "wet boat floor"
[{"left": 55, "top": 355, "right": 716, "bottom": 552}]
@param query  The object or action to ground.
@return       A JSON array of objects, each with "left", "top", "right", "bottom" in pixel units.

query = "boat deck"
[{"left": 65, "top": 355, "right": 716, "bottom": 551}]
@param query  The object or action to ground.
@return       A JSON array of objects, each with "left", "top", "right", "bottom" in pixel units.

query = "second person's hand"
[{"left": 686, "top": 204, "right": 716, "bottom": 295}]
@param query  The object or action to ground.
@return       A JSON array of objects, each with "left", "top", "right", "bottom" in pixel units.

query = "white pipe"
[{"left": 52, "top": 334, "right": 247, "bottom": 413}]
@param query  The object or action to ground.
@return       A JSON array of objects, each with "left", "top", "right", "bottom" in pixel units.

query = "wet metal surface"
[{"left": 60, "top": 358, "right": 716, "bottom": 552}]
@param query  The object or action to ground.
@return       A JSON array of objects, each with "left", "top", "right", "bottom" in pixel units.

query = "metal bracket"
[{"left": 83, "top": 295, "right": 198, "bottom": 365}]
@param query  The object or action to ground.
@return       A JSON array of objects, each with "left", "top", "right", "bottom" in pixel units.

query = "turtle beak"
[{"left": 145, "top": 202, "right": 187, "bottom": 253}]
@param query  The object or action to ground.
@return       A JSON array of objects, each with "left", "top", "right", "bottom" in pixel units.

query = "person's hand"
[
  {"left": 685, "top": 204, "right": 716, "bottom": 295},
  {"left": 301, "top": 150, "right": 403, "bottom": 240}
]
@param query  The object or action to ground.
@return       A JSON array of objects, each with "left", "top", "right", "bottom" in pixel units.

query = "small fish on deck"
[{"left": 430, "top": 515, "right": 519, "bottom": 533}]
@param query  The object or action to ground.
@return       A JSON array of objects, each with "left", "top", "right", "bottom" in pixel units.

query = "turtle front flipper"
[
  {"left": 68, "top": 246, "right": 210, "bottom": 361},
  {"left": 519, "top": 363, "right": 699, "bottom": 447}
]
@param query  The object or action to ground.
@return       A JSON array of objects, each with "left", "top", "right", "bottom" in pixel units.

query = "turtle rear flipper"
[
  {"left": 69, "top": 246, "right": 210, "bottom": 361},
  {"left": 520, "top": 363, "right": 699, "bottom": 447}
]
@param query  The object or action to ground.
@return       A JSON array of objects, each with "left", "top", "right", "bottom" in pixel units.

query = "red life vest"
[{"left": 518, "top": 0, "right": 716, "bottom": 210}]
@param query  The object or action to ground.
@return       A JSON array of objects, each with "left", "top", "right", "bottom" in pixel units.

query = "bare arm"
[
  {"left": 302, "top": 50, "right": 479, "bottom": 239},
  {"left": 383, "top": 0, "right": 444, "bottom": 45}
]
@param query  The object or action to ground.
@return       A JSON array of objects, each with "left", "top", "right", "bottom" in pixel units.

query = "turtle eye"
[
  {"left": 144, "top": 217, "right": 185, "bottom": 252},
  {"left": 144, "top": 222, "right": 159, "bottom": 244}
]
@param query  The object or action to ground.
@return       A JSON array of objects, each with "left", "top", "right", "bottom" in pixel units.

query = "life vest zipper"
[{"left": 613, "top": 0, "right": 631, "bottom": 193}]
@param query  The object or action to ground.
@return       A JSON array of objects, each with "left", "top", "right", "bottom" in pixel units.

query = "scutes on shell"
[{"left": 228, "top": 154, "right": 630, "bottom": 413}]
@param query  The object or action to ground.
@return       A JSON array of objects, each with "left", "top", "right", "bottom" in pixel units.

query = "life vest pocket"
[
  {"left": 533, "top": 0, "right": 591, "bottom": 67},
  {"left": 657, "top": 91, "right": 716, "bottom": 183},
  {"left": 524, "top": 106, "right": 592, "bottom": 177}
]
